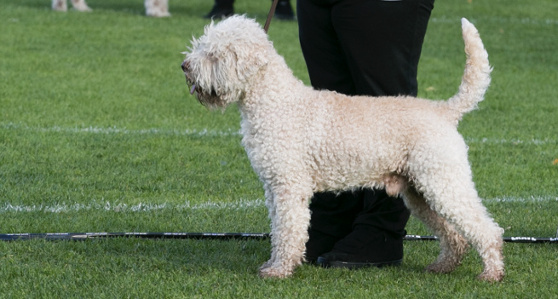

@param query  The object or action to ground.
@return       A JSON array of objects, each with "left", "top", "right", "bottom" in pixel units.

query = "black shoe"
[
  {"left": 204, "top": 4, "right": 234, "bottom": 19},
  {"left": 316, "top": 227, "right": 404, "bottom": 269},
  {"left": 305, "top": 230, "right": 342, "bottom": 264},
  {"left": 274, "top": 0, "right": 295, "bottom": 20},
  {"left": 317, "top": 253, "right": 402, "bottom": 269}
]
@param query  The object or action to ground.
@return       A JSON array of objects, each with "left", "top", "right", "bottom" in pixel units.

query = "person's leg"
[
  {"left": 332, "top": 0, "right": 435, "bottom": 96},
  {"left": 317, "top": 190, "right": 410, "bottom": 268},
  {"left": 317, "top": 0, "right": 435, "bottom": 268},
  {"left": 275, "top": 0, "right": 296, "bottom": 20},
  {"left": 205, "top": 0, "right": 234, "bottom": 19},
  {"left": 298, "top": 0, "right": 365, "bottom": 262},
  {"left": 305, "top": 192, "right": 363, "bottom": 262},
  {"left": 298, "top": 0, "right": 435, "bottom": 267},
  {"left": 298, "top": 0, "right": 356, "bottom": 95}
]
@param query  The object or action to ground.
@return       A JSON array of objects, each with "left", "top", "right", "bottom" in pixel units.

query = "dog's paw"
[
  {"left": 147, "top": 10, "right": 171, "bottom": 17},
  {"left": 477, "top": 269, "right": 504, "bottom": 282},
  {"left": 258, "top": 264, "right": 293, "bottom": 278},
  {"left": 425, "top": 261, "right": 458, "bottom": 274},
  {"left": 73, "top": 2, "right": 92, "bottom": 12}
]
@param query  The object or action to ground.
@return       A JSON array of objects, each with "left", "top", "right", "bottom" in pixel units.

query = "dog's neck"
[{"left": 239, "top": 55, "right": 308, "bottom": 111}]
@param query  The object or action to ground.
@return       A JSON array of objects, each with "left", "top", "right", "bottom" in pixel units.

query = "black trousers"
[{"left": 297, "top": 0, "right": 434, "bottom": 242}]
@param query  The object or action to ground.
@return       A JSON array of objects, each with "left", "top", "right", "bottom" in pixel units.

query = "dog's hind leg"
[
  {"left": 428, "top": 191, "right": 503, "bottom": 281},
  {"left": 259, "top": 185, "right": 312, "bottom": 278},
  {"left": 410, "top": 165, "right": 504, "bottom": 281},
  {"left": 52, "top": 0, "right": 67, "bottom": 11},
  {"left": 402, "top": 187, "right": 469, "bottom": 274}
]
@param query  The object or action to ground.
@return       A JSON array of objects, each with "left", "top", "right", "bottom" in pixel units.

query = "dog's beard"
[
  {"left": 184, "top": 78, "right": 219, "bottom": 108},
  {"left": 195, "top": 88, "right": 223, "bottom": 109},
  {"left": 182, "top": 74, "right": 221, "bottom": 110}
]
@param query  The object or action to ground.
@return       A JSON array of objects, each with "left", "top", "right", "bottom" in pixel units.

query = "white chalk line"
[
  {"left": 1, "top": 122, "right": 556, "bottom": 145},
  {"left": 465, "top": 137, "right": 557, "bottom": 146},
  {"left": 0, "top": 122, "right": 240, "bottom": 138},
  {"left": 0, "top": 199, "right": 266, "bottom": 214},
  {"left": 431, "top": 16, "right": 558, "bottom": 26},
  {"left": 0, "top": 197, "right": 556, "bottom": 214}
]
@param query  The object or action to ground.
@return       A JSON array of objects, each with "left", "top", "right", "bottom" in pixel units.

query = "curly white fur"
[
  {"left": 182, "top": 16, "right": 504, "bottom": 282},
  {"left": 51, "top": 0, "right": 170, "bottom": 17}
]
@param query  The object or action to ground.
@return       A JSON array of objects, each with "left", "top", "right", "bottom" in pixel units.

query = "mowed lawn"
[{"left": 0, "top": 0, "right": 557, "bottom": 297}]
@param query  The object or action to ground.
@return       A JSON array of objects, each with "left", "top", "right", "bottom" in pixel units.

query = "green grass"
[{"left": 0, "top": 0, "right": 557, "bottom": 297}]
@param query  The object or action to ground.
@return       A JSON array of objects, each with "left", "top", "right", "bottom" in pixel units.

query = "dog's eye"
[{"left": 181, "top": 61, "right": 189, "bottom": 72}]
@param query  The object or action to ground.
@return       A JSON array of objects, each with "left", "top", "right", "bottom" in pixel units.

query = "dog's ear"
[{"left": 233, "top": 43, "right": 269, "bottom": 83}]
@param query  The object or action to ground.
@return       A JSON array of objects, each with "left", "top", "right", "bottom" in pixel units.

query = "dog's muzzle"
[{"left": 181, "top": 60, "right": 196, "bottom": 95}]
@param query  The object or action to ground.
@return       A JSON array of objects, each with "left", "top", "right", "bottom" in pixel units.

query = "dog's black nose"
[{"left": 181, "top": 61, "right": 188, "bottom": 72}]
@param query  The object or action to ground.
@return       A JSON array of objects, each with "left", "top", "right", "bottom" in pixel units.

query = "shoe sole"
[{"left": 317, "top": 257, "right": 402, "bottom": 269}]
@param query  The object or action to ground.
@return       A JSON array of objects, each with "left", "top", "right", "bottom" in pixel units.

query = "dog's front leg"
[
  {"left": 70, "top": 0, "right": 92, "bottom": 11},
  {"left": 259, "top": 187, "right": 312, "bottom": 278},
  {"left": 144, "top": 0, "right": 171, "bottom": 17}
]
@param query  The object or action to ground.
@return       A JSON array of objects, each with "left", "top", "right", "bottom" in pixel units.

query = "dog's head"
[{"left": 182, "top": 15, "right": 270, "bottom": 109}]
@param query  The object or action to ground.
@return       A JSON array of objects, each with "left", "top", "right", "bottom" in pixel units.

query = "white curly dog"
[
  {"left": 52, "top": 0, "right": 170, "bottom": 17},
  {"left": 181, "top": 15, "right": 504, "bottom": 282}
]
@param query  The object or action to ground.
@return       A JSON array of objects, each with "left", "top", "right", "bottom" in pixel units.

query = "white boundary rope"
[{"left": 430, "top": 16, "right": 558, "bottom": 26}]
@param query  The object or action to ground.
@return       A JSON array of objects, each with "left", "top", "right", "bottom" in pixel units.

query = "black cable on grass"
[{"left": 1, "top": 232, "right": 556, "bottom": 243}]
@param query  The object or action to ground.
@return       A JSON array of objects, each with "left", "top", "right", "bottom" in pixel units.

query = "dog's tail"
[{"left": 445, "top": 18, "right": 492, "bottom": 123}]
